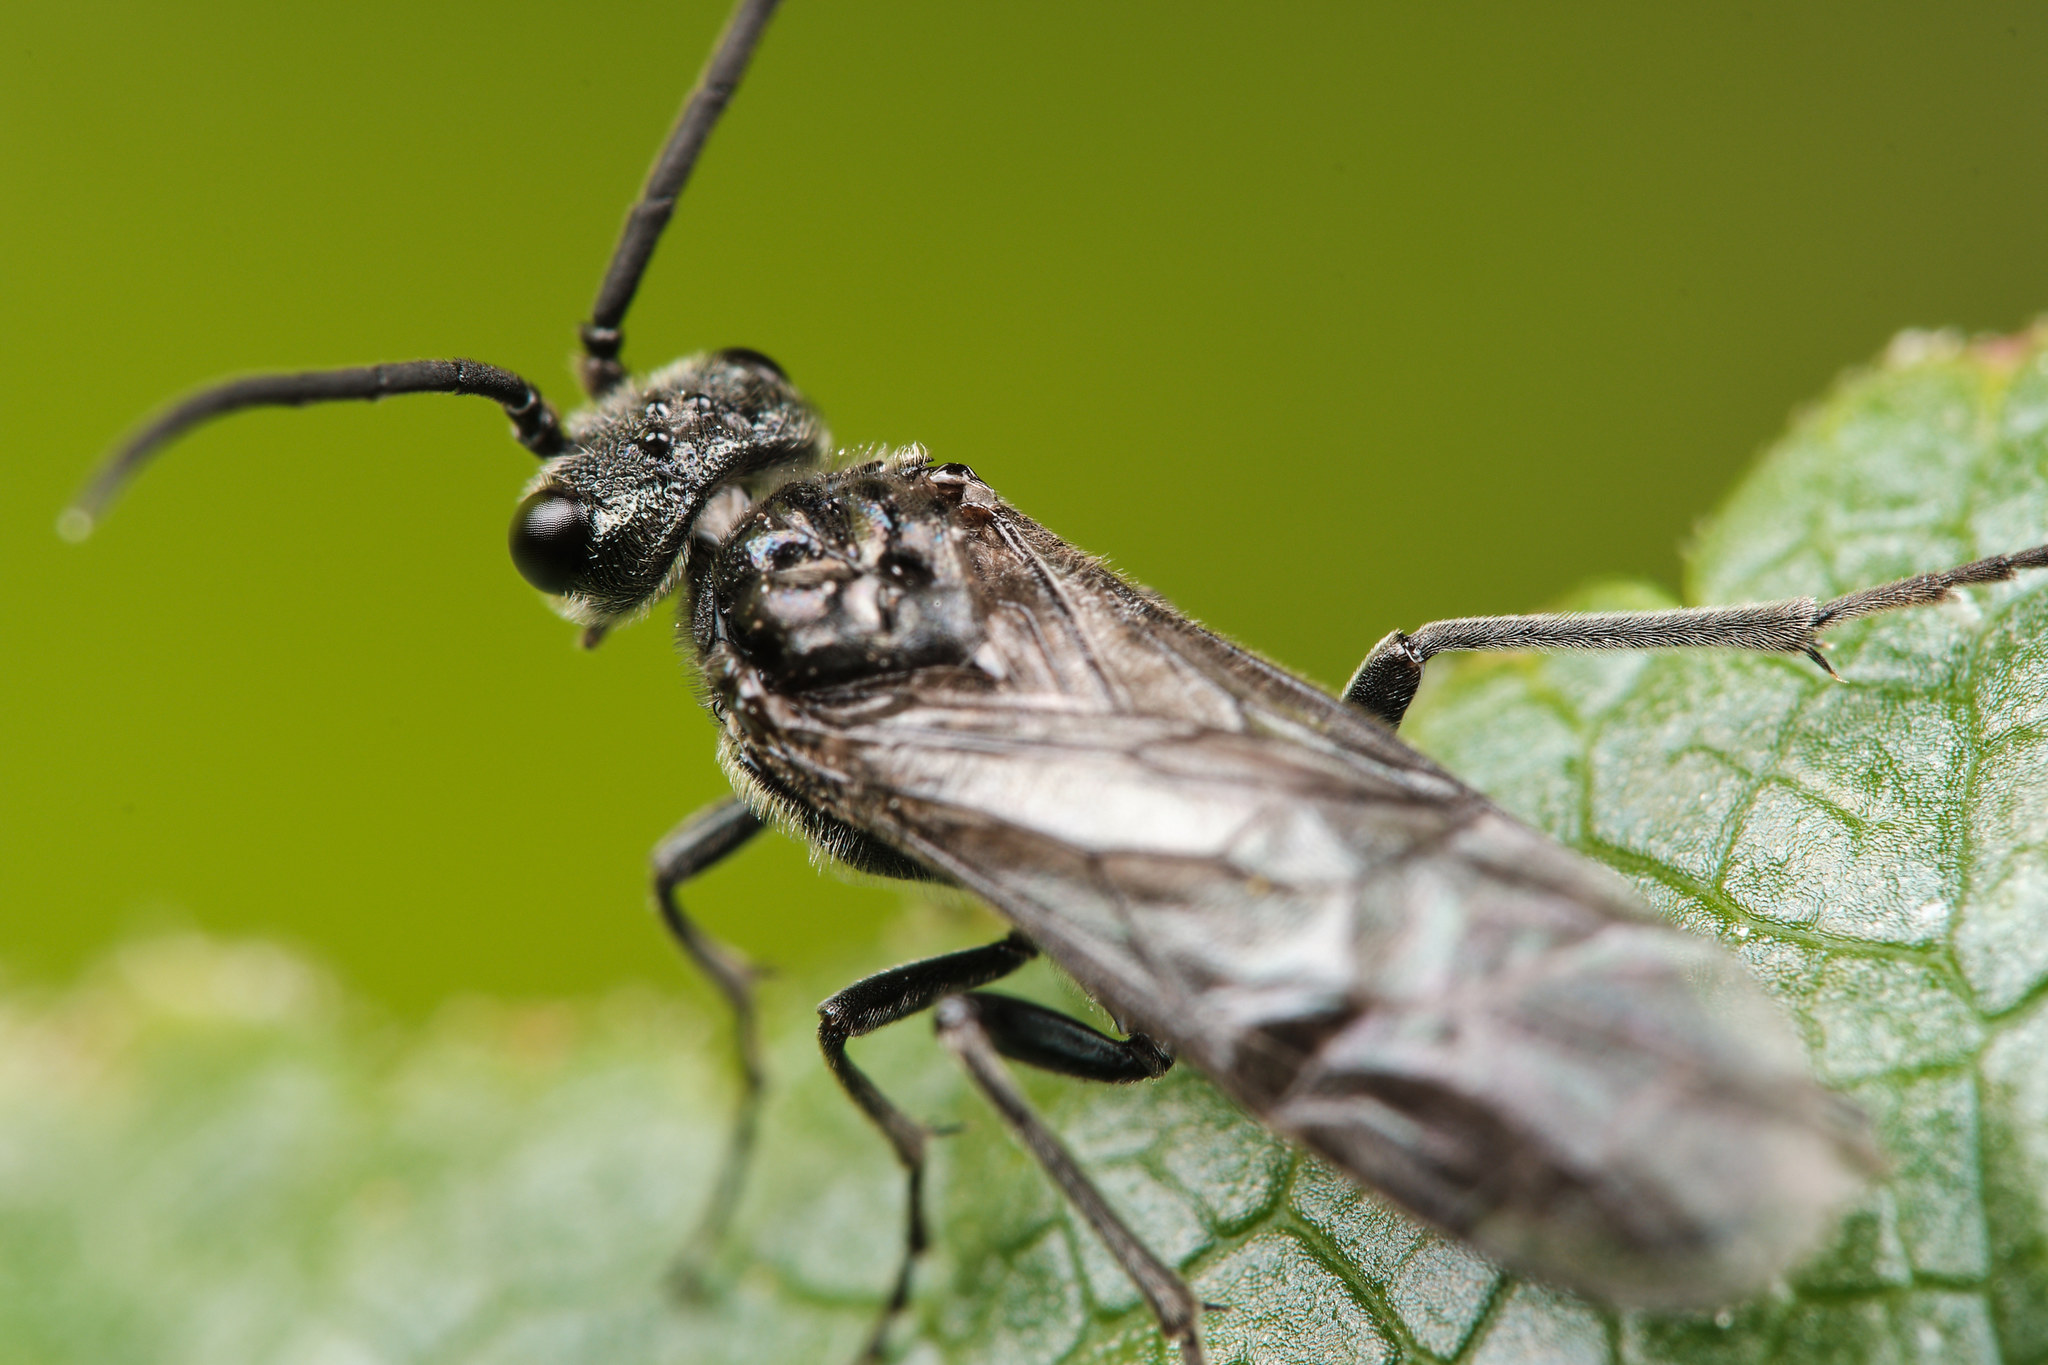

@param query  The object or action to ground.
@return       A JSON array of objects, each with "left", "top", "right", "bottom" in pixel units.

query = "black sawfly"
[{"left": 61, "top": 2, "right": 2048, "bottom": 1361}]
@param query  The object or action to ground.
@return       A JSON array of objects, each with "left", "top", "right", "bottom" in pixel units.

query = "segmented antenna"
[
  {"left": 578, "top": 0, "right": 783, "bottom": 399},
  {"left": 59, "top": 360, "right": 566, "bottom": 542},
  {"left": 61, "top": 0, "right": 783, "bottom": 542}
]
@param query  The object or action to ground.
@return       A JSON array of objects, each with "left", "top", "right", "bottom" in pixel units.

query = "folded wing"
[{"left": 727, "top": 496, "right": 1875, "bottom": 1306}]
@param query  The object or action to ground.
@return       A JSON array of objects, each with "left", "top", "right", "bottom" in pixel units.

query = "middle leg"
[
  {"left": 819, "top": 946, "right": 1178, "bottom": 1361},
  {"left": 818, "top": 932, "right": 1038, "bottom": 1361},
  {"left": 935, "top": 993, "right": 1200, "bottom": 1365}
]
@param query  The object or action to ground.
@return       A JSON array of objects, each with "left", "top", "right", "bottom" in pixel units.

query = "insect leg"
[
  {"left": 935, "top": 994, "right": 1205, "bottom": 1365},
  {"left": 815, "top": 931, "right": 1038, "bottom": 1361},
  {"left": 1345, "top": 539, "right": 2048, "bottom": 727},
  {"left": 954, "top": 990, "right": 1175, "bottom": 1083},
  {"left": 648, "top": 797, "right": 768, "bottom": 1295}
]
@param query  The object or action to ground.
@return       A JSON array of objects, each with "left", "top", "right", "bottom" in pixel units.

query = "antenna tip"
[{"left": 56, "top": 507, "right": 95, "bottom": 543}]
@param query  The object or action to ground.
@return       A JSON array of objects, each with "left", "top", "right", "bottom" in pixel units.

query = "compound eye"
[
  {"left": 509, "top": 489, "right": 594, "bottom": 595},
  {"left": 715, "top": 347, "right": 786, "bottom": 380}
]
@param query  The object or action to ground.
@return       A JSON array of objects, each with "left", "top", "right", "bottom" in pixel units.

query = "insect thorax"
[{"left": 697, "top": 454, "right": 989, "bottom": 691}]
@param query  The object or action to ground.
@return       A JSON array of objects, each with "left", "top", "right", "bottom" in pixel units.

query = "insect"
[{"left": 57, "top": 3, "right": 2048, "bottom": 1362}]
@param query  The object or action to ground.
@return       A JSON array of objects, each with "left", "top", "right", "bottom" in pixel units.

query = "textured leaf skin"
[{"left": 3, "top": 331, "right": 2046, "bottom": 1363}]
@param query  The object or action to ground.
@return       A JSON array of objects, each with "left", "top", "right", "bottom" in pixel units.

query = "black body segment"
[
  {"left": 516, "top": 352, "right": 827, "bottom": 630},
  {"left": 710, "top": 463, "right": 984, "bottom": 688},
  {"left": 964, "top": 990, "right": 1175, "bottom": 1084}
]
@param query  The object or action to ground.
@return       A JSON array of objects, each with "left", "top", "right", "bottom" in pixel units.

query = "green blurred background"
[{"left": 7, "top": 1, "right": 2048, "bottom": 1013}]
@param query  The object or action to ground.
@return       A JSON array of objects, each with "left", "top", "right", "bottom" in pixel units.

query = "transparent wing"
[{"left": 724, "top": 492, "right": 1875, "bottom": 1306}]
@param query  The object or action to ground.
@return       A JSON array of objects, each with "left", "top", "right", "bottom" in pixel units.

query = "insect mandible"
[{"left": 58, "top": 3, "right": 2048, "bottom": 1362}]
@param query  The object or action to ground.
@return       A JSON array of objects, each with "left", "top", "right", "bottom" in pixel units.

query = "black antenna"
[
  {"left": 59, "top": 360, "right": 566, "bottom": 541},
  {"left": 577, "top": 0, "right": 783, "bottom": 399}
]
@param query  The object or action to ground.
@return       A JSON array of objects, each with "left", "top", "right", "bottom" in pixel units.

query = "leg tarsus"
[
  {"left": 1817, "top": 540, "right": 2048, "bottom": 625},
  {"left": 851, "top": 1161, "right": 926, "bottom": 1365},
  {"left": 935, "top": 994, "right": 1205, "bottom": 1364}
]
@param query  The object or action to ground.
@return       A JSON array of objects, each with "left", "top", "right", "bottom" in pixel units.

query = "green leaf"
[{"left": 5, "top": 328, "right": 2047, "bottom": 1364}]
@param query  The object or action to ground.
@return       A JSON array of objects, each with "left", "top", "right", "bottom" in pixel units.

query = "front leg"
[
  {"left": 648, "top": 797, "right": 766, "bottom": 1294},
  {"left": 1346, "top": 539, "right": 2048, "bottom": 727}
]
